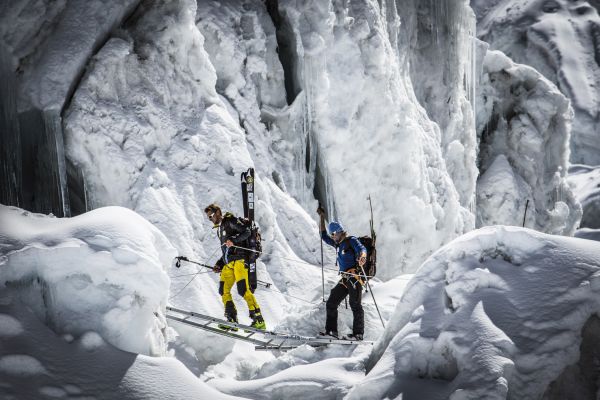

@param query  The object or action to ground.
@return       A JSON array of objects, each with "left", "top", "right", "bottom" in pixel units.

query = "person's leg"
[
  {"left": 325, "top": 281, "right": 348, "bottom": 336},
  {"left": 348, "top": 278, "right": 364, "bottom": 337},
  {"left": 232, "top": 259, "right": 265, "bottom": 329},
  {"left": 218, "top": 262, "right": 238, "bottom": 330}
]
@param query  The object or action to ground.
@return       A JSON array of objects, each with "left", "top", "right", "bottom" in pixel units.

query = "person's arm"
[
  {"left": 227, "top": 217, "right": 252, "bottom": 245},
  {"left": 213, "top": 257, "right": 225, "bottom": 272},
  {"left": 321, "top": 230, "right": 336, "bottom": 247},
  {"left": 317, "top": 206, "right": 335, "bottom": 247}
]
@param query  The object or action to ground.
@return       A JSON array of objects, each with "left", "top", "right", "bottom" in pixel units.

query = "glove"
[
  {"left": 317, "top": 205, "right": 325, "bottom": 216},
  {"left": 213, "top": 263, "right": 222, "bottom": 273},
  {"left": 358, "top": 254, "right": 367, "bottom": 267}
]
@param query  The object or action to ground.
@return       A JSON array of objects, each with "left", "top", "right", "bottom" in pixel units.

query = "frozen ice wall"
[
  {"left": 63, "top": 0, "right": 330, "bottom": 371},
  {"left": 397, "top": 0, "right": 478, "bottom": 209},
  {"left": 569, "top": 165, "right": 600, "bottom": 229},
  {"left": 0, "top": 205, "right": 175, "bottom": 356},
  {"left": 274, "top": 0, "right": 475, "bottom": 278},
  {"left": 0, "top": 0, "right": 138, "bottom": 216},
  {"left": 474, "top": 0, "right": 600, "bottom": 165},
  {"left": 476, "top": 50, "right": 581, "bottom": 235}
]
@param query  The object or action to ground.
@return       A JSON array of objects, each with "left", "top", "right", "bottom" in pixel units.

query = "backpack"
[{"left": 350, "top": 236, "right": 377, "bottom": 280}]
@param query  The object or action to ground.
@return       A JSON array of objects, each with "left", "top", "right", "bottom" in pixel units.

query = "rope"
[
  {"left": 230, "top": 244, "right": 375, "bottom": 279},
  {"left": 169, "top": 271, "right": 211, "bottom": 279},
  {"left": 169, "top": 246, "right": 219, "bottom": 301}
]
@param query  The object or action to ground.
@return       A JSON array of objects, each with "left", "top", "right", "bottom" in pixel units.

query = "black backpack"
[{"left": 349, "top": 236, "right": 377, "bottom": 280}]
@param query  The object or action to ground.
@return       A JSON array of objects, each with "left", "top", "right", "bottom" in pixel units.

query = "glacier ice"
[
  {"left": 474, "top": 0, "right": 600, "bottom": 165},
  {"left": 476, "top": 49, "right": 581, "bottom": 235}
]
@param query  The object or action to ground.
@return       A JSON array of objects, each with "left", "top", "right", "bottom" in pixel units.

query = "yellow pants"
[{"left": 219, "top": 259, "right": 260, "bottom": 312}]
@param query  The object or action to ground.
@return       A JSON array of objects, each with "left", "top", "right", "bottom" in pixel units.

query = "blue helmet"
[{"left": 328, "top": 221, "right": 345, "bottom": 235}]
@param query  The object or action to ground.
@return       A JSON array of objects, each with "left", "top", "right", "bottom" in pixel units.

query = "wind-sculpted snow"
[
  {"left": 476, "top": 49, "right": 581, "bottom": 235},
  {"left": 473, "top": 0, "right": 600, "bottom": 165},
  {"left": 358, "top": 226, "right": 600, "bottom": 399},
  {"left": 0, "top": 205, "right": 175, "bottom": 356}
]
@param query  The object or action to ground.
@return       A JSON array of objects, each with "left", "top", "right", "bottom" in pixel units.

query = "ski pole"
[
  {"left": 522, "top": 199, "right": 529, "bottom": 227},
  {"left": 174, "top": 256, "right": 272, "bottom": 288},
  {"left": 359, "top": 265, "right": 385, "bottom": 329},
  {"left": 319, "top": 203, "right": 325, "bottom": 303}
]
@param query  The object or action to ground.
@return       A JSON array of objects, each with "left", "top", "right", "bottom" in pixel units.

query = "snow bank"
[
  {"left": 569, "top": 164, "right": 600, "bottom": 229},
  {"left": 474, "top": 0, "right": 600, "bottom": 165},
  {"left": 0, "top": 205, "right": 175, "bottom": 356},
  {"left": 0, "top": 283, "right": 241, "bottom": 399},
  {"left": 357, "top": 226, "right": 600, "bottom": 399},
  {"left": 476, "top": 49, "right": 581, "bottom": 235}
]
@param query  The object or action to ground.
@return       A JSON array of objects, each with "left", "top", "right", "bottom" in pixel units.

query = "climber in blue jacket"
[{"left": 318, "top": 206, "right": 367, "bottom": 340}]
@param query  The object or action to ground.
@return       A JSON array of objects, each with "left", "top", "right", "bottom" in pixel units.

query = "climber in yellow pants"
[{"left": 205, "top": 203, "right": 266, "bottom": 330}]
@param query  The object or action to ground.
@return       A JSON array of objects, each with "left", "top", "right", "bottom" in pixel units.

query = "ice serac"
[
  {"left": 0, "top": 0, "right": 138, "bottom": 216},
  {"left": 63, "top": 0, "right": 328, "bottom": 370},
  {"left": 473, "top": 0, "right": 600, "bottom": 165},
  {"left": 274, "top": 0, "right": 475, "bottom": 277},
  {"left": 568, "top": 164, "right": 600, "bottom": 229},
  {"left": 0, "top": 205, "right": 175, "bottom": 356},
  {"left": 397, "top": 0, "right": 478, "bottom": 209},
  {"left": 476, "top": 49, "right": 581, "bottom": 235},
  {"left": 357, "top": 226, "right": 600, "bottom": 399}
]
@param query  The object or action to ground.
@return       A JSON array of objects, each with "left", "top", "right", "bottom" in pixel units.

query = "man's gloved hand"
[
  {"left": 213, "top": 263, "right": 222, "bottom": 273},
  {"left": 317, "top": 205, "right": 325, "bottom": 216},
  {"left": 358, "top": 254, "right": 367, "bottom": 267}
]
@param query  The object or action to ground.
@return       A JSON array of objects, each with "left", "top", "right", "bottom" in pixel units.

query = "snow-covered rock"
[
  {"left": 0, "top": 205, "right": 175, "bottom": 356},
  {"left": 476, "top": 49, "right": 581, "bottom": 235},
  {"left": 357, "top": 225, "right": 600, "bottom": 399},
  {"left": 473, "top": 0, "right": 600, "bottom": 165}
]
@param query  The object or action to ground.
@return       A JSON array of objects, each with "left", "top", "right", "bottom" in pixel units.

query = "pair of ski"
[{"left": 166, "top": 306, "right": 373, "bottom": 351}]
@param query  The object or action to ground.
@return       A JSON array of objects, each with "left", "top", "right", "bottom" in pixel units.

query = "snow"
[
  {"left": 0, "top": 355, "right": 46, "bottom": 377},
  {"left": 473, "top": 0, "right": 600, "bottom": 165},
  {"left": 0, "top": 314, "right": 23, "bottom": 337},
  {"left": 276, "top": 0, "right": 476, "bottom": 278},
  {"left": 0, "top": 0, "right": 138, "bottom": 112},
  {"left": 476, "top": 49, "right": 581, "bottom": 235},
  {"left": 1, "top": 0, "right": 596, "bottom": 398},
  {"left": 357, "top": 226, "right": 600, "bottom": 399},
  {"left": 0, "top": 205, "right": 175, "bottom": 356},
  {"left": 569, "top": 164, "right": 600, "bottom": 229},
  {"left": 0, "top": 278, "right": 242, "bottom": 399}
]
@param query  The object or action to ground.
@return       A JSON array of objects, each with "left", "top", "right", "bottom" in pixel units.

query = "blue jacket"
[{"left": 321, "top": 231, "right": 367, "bottom": 272}]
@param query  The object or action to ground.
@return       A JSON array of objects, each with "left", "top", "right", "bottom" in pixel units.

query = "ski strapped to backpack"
[{"left": 241, "top": 168, "right": 261, "bottom": 292}]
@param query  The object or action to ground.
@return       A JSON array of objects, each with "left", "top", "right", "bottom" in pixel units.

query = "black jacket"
[{"left": 215, "top": 212, "right": 251, "bottom": 267}]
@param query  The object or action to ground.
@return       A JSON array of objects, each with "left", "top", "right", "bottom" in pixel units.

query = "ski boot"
[
  {"left": 342, "top": 333, "right": 363, "bottom": 341},
  {"left": 218, "top": 315, "right": 239, "bottom": 332},
  {"left": 318, "top": 330, "right": 339, "bottom": 339},
  {"left": 249, "top": 309, "right": 266, "bottom": 331}
]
